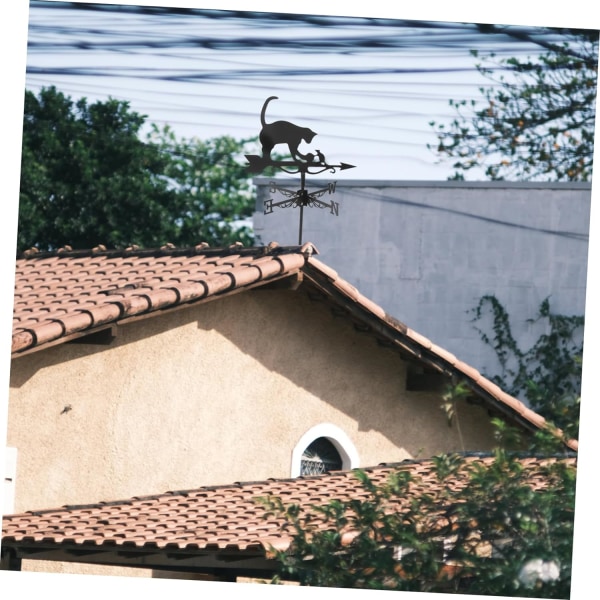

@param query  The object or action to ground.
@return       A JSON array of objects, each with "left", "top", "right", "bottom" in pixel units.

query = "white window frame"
[{"left": 291, "top": 424, "right": 359, "bottom": 477}]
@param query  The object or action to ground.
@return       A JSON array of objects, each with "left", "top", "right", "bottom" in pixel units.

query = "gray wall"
[{"left": 253, "top": 179, "right": 591, "bottom": 381}]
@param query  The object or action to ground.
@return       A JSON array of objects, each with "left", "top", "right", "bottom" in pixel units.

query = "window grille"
[{"left": 300, "top": 437, "right": 342, "bottom": 476}]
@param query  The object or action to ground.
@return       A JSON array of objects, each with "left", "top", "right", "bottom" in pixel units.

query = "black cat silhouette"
[{"left": 259, "top": 96, "right": 317, "bottom": 161}]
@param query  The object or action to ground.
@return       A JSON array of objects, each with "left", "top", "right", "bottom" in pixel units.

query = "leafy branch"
[
  {"left": 470, "top": 295, "right": 582, "bottom": 440},
  {"left": 262, "top": 452, "right": 575, "bottom": 596}
]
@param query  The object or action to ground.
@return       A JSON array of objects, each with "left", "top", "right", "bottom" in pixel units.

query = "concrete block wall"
[{"left": 253, "top": 179, "right": 591, "bottom": 382}]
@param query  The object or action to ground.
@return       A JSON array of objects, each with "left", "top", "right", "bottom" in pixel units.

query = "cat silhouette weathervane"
[{"left": 245, "top": 96, "right": 356, "bottom": 244}]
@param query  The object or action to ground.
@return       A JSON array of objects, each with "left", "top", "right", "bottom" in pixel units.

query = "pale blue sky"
[{"left": 20, "top": 2, "right": 594, "bottom": 180}]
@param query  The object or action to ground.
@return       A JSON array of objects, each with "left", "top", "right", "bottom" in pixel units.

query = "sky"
[
  {"left": 1, "top": 2, "right": 600, "bottom": 600},
  {"left": 19, "top": 1, "right": 596, "bottom": 181}
]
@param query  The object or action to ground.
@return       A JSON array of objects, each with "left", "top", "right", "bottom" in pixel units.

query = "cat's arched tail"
[{"left": 261, "top": 96, "right": 278, "bottom": 127}]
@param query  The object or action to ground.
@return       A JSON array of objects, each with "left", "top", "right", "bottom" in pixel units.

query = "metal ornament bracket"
[{"left": 245, "top": 98, "right": 355, "bottom": 245}]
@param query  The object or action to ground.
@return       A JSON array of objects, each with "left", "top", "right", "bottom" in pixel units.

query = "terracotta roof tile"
[
  {"left": 2, "top": 455, "right": 575, "bottom": 559},
  {"left": 307, "top": 256, "right": 338, "bottom": 280},
  {"left": 355, "top": 295, "right": 387, "bottom": 320},
  {"left": 428, "top": 342, "right": 458, "bottom": 367},
  {"left": 406, "top": 328, "right": 433, "bottom": 351},
  {"left": 226, "top": 265, "right": 262, "bottom": 287},
  {"left": 26, "top": 320, "right": 65, "bottom": 347},
  {"left": 12, "top": 245, "right": 311, "bottom": 355},
  {"left": 11, "top": 243, "right": 576, "bottom": 450},
  {"left": 105, "top": 294, "right": 152, "bottom": 316}
]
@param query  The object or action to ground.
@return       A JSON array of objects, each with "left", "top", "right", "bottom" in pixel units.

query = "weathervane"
[{"left": 245, "top": 96, "right": 356, "bottom": 244}]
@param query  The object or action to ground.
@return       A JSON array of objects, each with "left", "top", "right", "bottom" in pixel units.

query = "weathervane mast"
[{"left": 245, "top": 96, "right": 355, "bottom": 245}]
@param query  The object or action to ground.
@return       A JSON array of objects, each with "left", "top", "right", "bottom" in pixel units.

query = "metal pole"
[{"left": 298, "top": 170, "right": 306, "bottom": 245}]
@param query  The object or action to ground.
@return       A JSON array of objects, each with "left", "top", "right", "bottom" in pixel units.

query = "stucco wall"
[
  {"left": 253, "top": 180, "right": 590, "bottom": 380},
  {"left": 8, "top": 286, "right": 495, "bottom": 516}
]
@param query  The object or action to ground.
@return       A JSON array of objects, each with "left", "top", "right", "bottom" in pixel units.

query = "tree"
[
  {"left": 429, "top": 30, "right": 598, "bottom": 181},
  {"left": 19, "top": 86, "right": 176, "bottom": 250},
  {"left": 262, "top": 450, "right": 575, "bottom": 597},
  {"left": 146, "top": 124, "right": 256, "bottom": 247},
  {"left": 18, "top": 87, "right": 258, "bottom": 251}
]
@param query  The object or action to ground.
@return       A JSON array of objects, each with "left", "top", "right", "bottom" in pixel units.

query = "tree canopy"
[
  {"left": 429, "top": 29, "right": 598, "bottom": 181},
  {"left": 18, "top": 86, "right": 257, "bottom": 251}
]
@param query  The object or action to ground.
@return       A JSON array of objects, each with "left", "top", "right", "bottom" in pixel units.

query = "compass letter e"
[{"left": 264, "top": 198, "right": 274, "bottom": 215}]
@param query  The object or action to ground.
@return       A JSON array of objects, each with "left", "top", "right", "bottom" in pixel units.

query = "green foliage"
[
  {"left": 18, "top": 87, "right": 259, "bottom": 251},
  {"left": 262, "top": 295, "right": 581, "bottom": 594},
  {"left": 19, "top": 86, "right": 176, "bottom": 250},
  {"left": 146, "top": 124, "right": 257, "bottom": 247},
  {"left": 447, "top": 452, "right": 576, "bottom": 598},
  {"left": 429, "top": 30, "right": 598, "bottom": 181},
  {"left": 262, "top": 452, "right": 575, "bottom": 596},
  {"left": 470, "top": 295, "right": 583, "bottom": 440},
  {"left": 441, "top": 379, "right": 471, "bottom": 426}
]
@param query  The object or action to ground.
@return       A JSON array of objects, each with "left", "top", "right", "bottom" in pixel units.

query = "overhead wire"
[{"left": 23, "top": 2, "right": 596, "bottom": 178}]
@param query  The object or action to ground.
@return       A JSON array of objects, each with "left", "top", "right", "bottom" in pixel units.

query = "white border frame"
[{"left": 291, "top": 423, "right": 359, "bottom": 477}]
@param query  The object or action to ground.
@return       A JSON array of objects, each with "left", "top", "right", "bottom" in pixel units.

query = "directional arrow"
[{"left": 245, "top": 155, "right": 355, "bottom": 175}]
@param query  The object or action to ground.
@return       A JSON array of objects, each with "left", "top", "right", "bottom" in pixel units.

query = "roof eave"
[{"left": 1, "top": 538, "right": 278, "bottom": 578}]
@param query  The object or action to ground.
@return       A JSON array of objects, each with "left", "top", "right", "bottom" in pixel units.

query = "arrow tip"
[{"left": 339, "top": 162, "right": 356, "bottom": 171}]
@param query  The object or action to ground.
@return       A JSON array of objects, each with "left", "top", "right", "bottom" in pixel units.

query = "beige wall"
[{"left": 7, "top": 286, "right": 496, "bottom": 516}]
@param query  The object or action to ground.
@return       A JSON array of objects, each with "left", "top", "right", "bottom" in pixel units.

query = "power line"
[{"left": 23, "top": 3, "right": 597, "bottom": 179}]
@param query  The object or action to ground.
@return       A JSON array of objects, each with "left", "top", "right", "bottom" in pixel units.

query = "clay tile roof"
[
  {"left": 12, "top": 244, "right": 310, "bottom": 355},
  {"left": 11, "top": 243, "right": 577, "bottom": 450},
  {"left": 1, "top": 455, "right": 575, "bottom": 571}
]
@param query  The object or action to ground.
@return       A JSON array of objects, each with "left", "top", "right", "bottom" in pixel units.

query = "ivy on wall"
[{"left": 469, "top": 295, "right": 583, "bottom": 440}]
